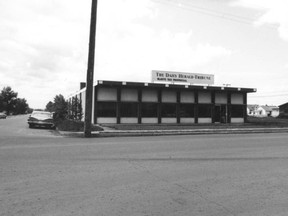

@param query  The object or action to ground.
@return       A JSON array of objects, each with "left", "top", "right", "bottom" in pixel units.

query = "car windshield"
[{"left": 31, "top": 112, "right": 53, "bottom": 118}]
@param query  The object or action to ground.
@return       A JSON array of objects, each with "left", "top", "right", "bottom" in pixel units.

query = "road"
[{"left": 1, "top": 115, "right": 288, "bottom": 216}]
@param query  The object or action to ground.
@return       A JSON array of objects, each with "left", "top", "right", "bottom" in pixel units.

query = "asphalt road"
[{"left": 1, "top": 115, "right": 288, "bottom": 216}]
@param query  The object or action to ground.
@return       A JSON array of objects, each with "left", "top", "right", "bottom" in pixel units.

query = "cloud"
[
  {"left": 95, "top": 26, "right": 232, "bottom": 83},
  {"left": 0, "top": 0, "right": 91, "bottom": 108},
  {"left": 233, "top": 0, "right": 288, "bottom": 41},
  {"left": 0, "top": 0, "right": 232, "bottom": 108}
]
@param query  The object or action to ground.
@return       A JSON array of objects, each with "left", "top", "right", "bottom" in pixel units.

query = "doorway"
[{"left": 214, "top": 105, "right": 227, "bottom": 123}]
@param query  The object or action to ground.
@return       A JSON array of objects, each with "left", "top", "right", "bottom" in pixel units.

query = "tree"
[
  {"left": 67, "top": 96, "right": 83, "bottom": 121},
  {"left": 14, "top": 98, "right": 29, "bottom": 115},
  {"left": 53, "top": 94, "right": 68, "bottom": 120},
  {"left": 45, "top": 101, "right": 55, "bottom": 112},
  {"left": 0, "top": 87, "right": 18, "bottom": 115}
]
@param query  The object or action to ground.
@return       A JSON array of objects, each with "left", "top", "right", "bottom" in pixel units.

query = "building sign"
[{"left": 151, "top": 70, "right": 214, "bottom": 85}]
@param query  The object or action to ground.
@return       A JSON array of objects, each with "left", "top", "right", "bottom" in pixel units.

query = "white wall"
[
  {"left": 81, "top": 91, "right": 86, "bottom": 121},
  {"left": 231, "top": 118, "right": 244, "bottom": 123},
  {"left": 198, "top": 118, "right": 212, "bottom": 123},
  {"left": 97, "top": 117, "right": 117, "bottom": 124},
  {"left": 161, "top": 118, "right": 177, "bottom": 123},
  {"left": 120, "top": 118, "right": 138, "bottom": 124},
  {"left": 180, "top": 118, "right": 195, "bottom": 123},
  {"left": 141, "top": 118, "right": 158, "bottom": 124}
]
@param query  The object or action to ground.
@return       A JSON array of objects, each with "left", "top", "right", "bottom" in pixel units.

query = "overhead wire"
[{"left": 152, "top": 0, "right": 279, "bottom": 30}]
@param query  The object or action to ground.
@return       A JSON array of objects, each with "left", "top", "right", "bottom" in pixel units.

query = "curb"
[{"left": 58, "top": 127, "right": 288, "bottom": 138}]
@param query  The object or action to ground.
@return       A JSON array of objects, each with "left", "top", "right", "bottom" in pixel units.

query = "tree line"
[{"left": 0, "top": 86, "right": 31, "bottom": 115}]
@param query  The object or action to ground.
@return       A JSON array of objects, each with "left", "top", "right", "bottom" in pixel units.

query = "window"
[
  {"left": 231, "top": 105, "right": 244, "bottom": 117},
  {"left": 97, "top": 87, "right": 117, "bottom": 101},
  {"left": 161, "top": 103, "right": 177, "bottom": 117},
  {"left": 162, "top": 90, "right": 176, "bottom": 103},
  {"left": 97, "top": 102, "right": 117, "bottom": 117},
  {"left": 141, "top": 103, "right": 158, "bottom": 117},
  {"left": 198, "top": 91, "right": 211, "bottom": 103},
  {"left": 179, "top": 104, "right": 194, "bottom": 117},
  {"left": 198, "top": 104, "right": 212, "bottom": 117},
  {"left": 120, "top": 103, "right": 138, "bottom": 117}
]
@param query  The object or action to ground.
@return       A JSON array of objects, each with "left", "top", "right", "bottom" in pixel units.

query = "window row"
[
  {"left": 97, "top": 87, "right": 244, "bottom": 104},
  {"left": 96, "top": 102, "right": 245, "bottom": 118}
]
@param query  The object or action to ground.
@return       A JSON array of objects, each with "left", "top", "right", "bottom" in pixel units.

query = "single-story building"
[
  {"left": 256, "top": 105, "right": 279, "bottom": 117},
  {"left": 68, "top": 79, "right": 256, "bottom": 124},
  {"left": 247, "top": 104, "right": 259, "bottom": 116}
]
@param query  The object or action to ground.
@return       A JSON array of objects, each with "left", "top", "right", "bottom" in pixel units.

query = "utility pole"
[{"left": 84, "top": 0, "right": 98, "bottom": 137}]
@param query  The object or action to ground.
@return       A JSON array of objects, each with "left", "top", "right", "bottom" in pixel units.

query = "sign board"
[{"left": 151, "top": 70, "right": 214, "bottom": 85}]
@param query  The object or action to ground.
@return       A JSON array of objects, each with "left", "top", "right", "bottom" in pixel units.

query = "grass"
[
  {"left": 247, "top": 116, "right": 288, "bottom": 127},
  {"left": 56, "top": 119, "right": 104, "bottom": 132},
  {"left": 99, "top": 116, "right": 288, "bottom": 131}
]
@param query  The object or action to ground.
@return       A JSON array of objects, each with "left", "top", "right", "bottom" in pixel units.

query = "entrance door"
[{"left": 214, "top": 105, "right": 227, "bottom": 123}]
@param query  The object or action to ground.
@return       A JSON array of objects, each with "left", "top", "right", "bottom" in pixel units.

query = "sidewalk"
[{"left": 58, "top": 127, "right": 288, "bottom": 138}]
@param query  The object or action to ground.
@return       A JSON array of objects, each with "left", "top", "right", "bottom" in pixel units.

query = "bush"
[{"left": 56, "top": 119, "right": 103, "bottom": 132}]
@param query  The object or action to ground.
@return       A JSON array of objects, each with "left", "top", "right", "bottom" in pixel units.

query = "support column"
[
  {"left": 94, "top": 86, "right": 98, "bottom": 124},
  {"left": 211, "top": 91, "right": 215, "bottom": 123},
  {"left": 116, "top": 87, "right": 121, "bottom": 124},
  {"left": 158, "top": 89, "right": 162, "bottom": 124},
  {"left": 243, "top": 93, "right": 248, "bottom": 123},
  {"left": 227, "top": 92, "right": 231, "bottom": 123},
  {"left": 176, "top": 91, "right": 180, "bottom": 124},
  {"left": 194, "top": 91, "right": 198, "bottom": 124},
  {"left": 138, "top": 89, "right": 142, "bottom": 124}
]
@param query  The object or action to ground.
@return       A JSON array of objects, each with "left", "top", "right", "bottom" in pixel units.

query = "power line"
[{"left": 153, "top": 0, "right": 278, "bottom": 30}]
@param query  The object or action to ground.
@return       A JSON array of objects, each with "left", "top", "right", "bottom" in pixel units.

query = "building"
[
  {"left": 256, "top": 105, "right": 279, "bottom": 117},
  {"left": 247, "top": 104, "right": 259, "bottom": 116},
  {"left": 68, "top": 80, "right": 256, "bottom": 124},
  {"left": 279, "top": 102, "right": 288, "bottom": 117}
]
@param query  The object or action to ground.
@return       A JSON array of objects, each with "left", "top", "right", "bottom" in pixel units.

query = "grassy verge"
[
  {"left": 247, "top": 116, "right": 288, "bottom": 127},
  {"left": 56, "top": 119, "right": 104, "bottom": 132},
  {"left": 99, "top": 116, "right": 288, "bottom": 131}
]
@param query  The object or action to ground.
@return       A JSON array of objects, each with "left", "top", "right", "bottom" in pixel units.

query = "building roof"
[
  {"left": 96, "top": 80, "right": 257, "bottom": 93},
  {"left": 279, "top": 102, "right": 288, "bottom": 108},
  {"left": 259, "top": 105, "right": 279, "bottom": 112},
  {"left": 247, "top": 104, "right": 259, "bottom": 110}
]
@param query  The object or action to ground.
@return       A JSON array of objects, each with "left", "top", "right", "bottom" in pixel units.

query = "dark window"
[
  {"left": 97, "top": 102, "right": 117, "bottom": 117},
  {"left": 231, "top": 105, "right": 244, "bottom": 117},
  {"left": 161, "top": 103, "right": 177, "bottom": 117},
  {"left": 141, "top": 103, "right": 158, "bottom": 117},
  {"left": 179, "top": 104, "right": 194, "bottom": 117},
  {"left": 120, "top": 103, "right": 138, "bottom": 117},
  {"left": 198, "top": 104, "right": 212, "bottom": 117}
]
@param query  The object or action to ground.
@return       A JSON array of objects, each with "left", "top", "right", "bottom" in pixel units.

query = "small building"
[
  {"left": 247, "top": 104, "right": 259, "bottom": 116},
  {"left": 256, "top": 105, "right": 279, "bottom": 117},
  {"left": 68, "top": 80, "right": 256, "bottom": 124},
  {"left": 279, "top": 102, "right": 288, "bottom": 117}
]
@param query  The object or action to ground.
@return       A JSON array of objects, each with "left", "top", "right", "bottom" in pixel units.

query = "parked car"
[
  {"left": 0, "top": 112, "right": 7, "bottom": 119},
  {"left": 27, "top": 111, "right": 55, "bottom": 129}
]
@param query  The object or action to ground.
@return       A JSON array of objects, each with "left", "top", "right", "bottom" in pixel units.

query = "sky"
[{"left": 1, "top": 0, "right": 288, "bottom": 109}]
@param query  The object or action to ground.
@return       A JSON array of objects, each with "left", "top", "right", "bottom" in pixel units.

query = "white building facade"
[{"left": 68, "top": 80, "right": 256, "bottom": 124}]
